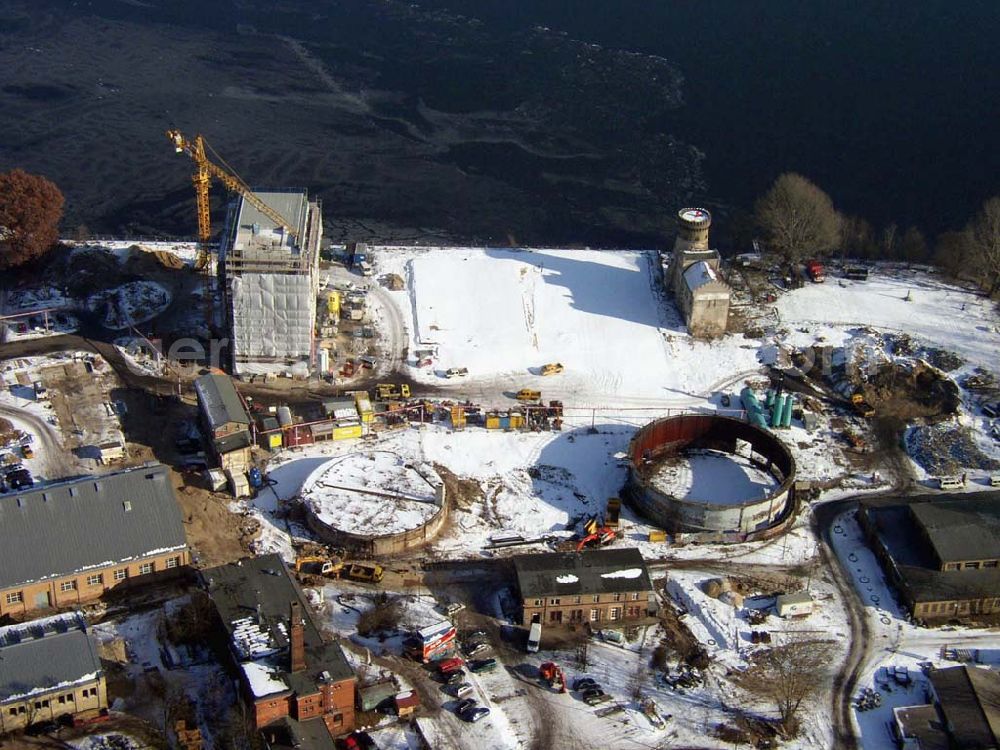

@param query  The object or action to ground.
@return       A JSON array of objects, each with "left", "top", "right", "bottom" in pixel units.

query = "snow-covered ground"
[
  {"left": 88, "top": 281, "right": 171, "bottom": 330},
  {"left": 647, "top": 449, "right": 778, "bottom": 504}
]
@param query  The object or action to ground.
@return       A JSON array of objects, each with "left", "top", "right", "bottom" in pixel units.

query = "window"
[
  {"left": 166, "top": 556, "right": 181, "bottom": 569},
  {"left": 984, "top": 561, "right": 998, "bottom": 568},
  {"left": 629, "top": 592, "right": 639, "bottom": 601},
  {"left": 609, "top": 607, "right": 621, "bottom": 621},
  {"left": 964, "top": 561, "right": 980, "bottom": 570},
  {"left": 60, "top": 580, "right": 77, "bottom": 592},
  {"left": 612, "top": 593, "right": 622, "bottom": 602},
  {"left": 549, "top": 598, "right": 560, "bottom": 605},
  {"left": 139, "top": 562, "right": 154, "bottom": 575},
  {"left": 533, "top": 598, "right": 542, "bottom": 607},
  {"left": 114, "top": 568, "right": 128, "bottom": 581},
  {"left": 58, "top": 695, "right": 66, "bottom": 704},
  {"left": 574, "top": 596, "right": 581, "bottom": 604},
  {"left": 591, "top": 595, "right": 600, "bottom": 603},
  {"left": 589, "top": 609, "right": 599, "bottom": 622},
  {"left": 5, "top": 591, "right": 22, "bottom": 604},
  {"left": 332, "top": 713, "right": 344, "bottom": 728},
  {"left": 7, "top": 708, "right": 15, "bottom": 717},
  {"left": 87, "top": 574, "right": 103, "bottom": 586}
]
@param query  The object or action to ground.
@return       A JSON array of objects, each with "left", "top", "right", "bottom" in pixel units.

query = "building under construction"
[{"left": 220, "top": 190, "right": 322, "bottom": 375}]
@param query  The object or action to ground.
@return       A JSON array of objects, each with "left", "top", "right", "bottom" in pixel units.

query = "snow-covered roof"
[
  {"left": 683, "top": 261, "right": 725, "bottom": 293},
  {"left": 241, "top": 661, "right": 289, "bottom": 698},
  {"left": 0, "top": 611, "right": 103, "bottom": 702}
]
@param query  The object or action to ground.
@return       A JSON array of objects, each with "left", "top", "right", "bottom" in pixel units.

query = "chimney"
[{"left": 289, "top": 601, "right": 305, "bottom": 673}]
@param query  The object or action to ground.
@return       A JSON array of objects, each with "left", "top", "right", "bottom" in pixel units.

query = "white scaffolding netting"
[{"left": 232, "top": 273, "right": 315, "bottom": 360}]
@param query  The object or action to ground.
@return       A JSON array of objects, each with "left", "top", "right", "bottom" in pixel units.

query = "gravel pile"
[{"left": 906, "top": 422, "right": 1000, "bottom": 475}]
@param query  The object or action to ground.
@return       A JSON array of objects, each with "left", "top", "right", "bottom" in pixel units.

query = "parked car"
[
  {"left": 25, "top": 720, "right": 59, "bottom": 737},
  {"left": 437, "top": 657, "right": 465, "bottom": 674},
  {"left": 468, "top": 658, "right": 497, "bottom": 674},
  {"left": 453, "top": 682, "right": 474, "bottom": 699},
  {"left": 573, "top": 677, "right": 599, "bottom": 692},
  {"left": 6, "top": 468, "right": 33, "bottom": 490},
  {"left": 455, "top": 698, "right": 477, "bottom": 715},
  {"left": 463, "top": 642, "right": 490, "bottom": 658},
  {"left": 459, "top": 706, "right": 490, "bottom": 723},
  {"left": 443, "top": 669, "right": 466, "bottom": 686},
  {"left": 582, "top": 688, "right": 611, "bottom": 706}
]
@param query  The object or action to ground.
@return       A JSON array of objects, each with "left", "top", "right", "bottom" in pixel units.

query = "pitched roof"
[
  {"left": 0, "top": 612, "right": 102, "bottom": 702},
  {"left": 683, "top": 261, "right": 728, "bottom": 296},
  {"left": 201, "top": 554, "right": 354, "bottom": 690},
  {"left": 910, "top": 498, "right": 1000, "bottom": 564},
  {"left": 930, "top": 666, "right": 1000, "bottom": 748},
  {"left": 195, "top": 374, "right": 251, "bottom": 430},
  {"left": 0, "top": 464, "right": 188, "bottom": 589},
  {"left": 513, "top": 548, "right": 653, "bottom": 599}
]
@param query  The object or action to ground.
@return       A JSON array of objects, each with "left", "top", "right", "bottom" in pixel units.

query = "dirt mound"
[{"left": 864, "top": 360, "right": 960, "bottom": 418}]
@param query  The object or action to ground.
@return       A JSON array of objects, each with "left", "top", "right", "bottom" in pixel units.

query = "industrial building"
[
  {"left": 202, "top": 554, "right": 356, "bottom": 745},
  {"left": 668, "top": 208, "right": 731, "bottom": 338},
  {"left": 220, "top": 190, "right": 322, "bottom": 376},
  {"left": 513, "top": 548, "right": 655, "bottom": 627},
  {"left": 0, "top": 464, "right": 190, "bottom": 617},
  {"left": 194, "top": 373, "right": 253, "bottom": 473},
  {"left": 858, "top": 493, "right": 1000, "bottom": 622},
  {"left": 891, "top": 665, "right": 999, "bottom": 749},
  {"left": 0, "top": 612, "right": 107, "bottom": 731}
]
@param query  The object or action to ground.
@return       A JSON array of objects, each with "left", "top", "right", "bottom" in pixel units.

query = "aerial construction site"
[{"left": 0, "top": 131, "right": 998, "bottom": 750}]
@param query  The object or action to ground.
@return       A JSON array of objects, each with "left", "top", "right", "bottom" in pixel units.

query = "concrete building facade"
[
  {"left": 513, "top": 549, "right": 656, "bottom": 628},
  {"left": 0, "top": 465, "right": 190, "bottom": 618},
  {"left": 220, "top": 190, "right": 322, "bottom": 375},
  {"left": 0, "top": 612, "right": 107, "bottom": 731},
  {"left": 668, "top": 208, "right": 730, "bottom": 338}
]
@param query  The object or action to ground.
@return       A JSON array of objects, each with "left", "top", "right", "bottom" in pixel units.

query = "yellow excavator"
[
  {"left": 294, "top": 555, "right": 385, "bottom": 584},
  {"left": 166, "top": 130, "right": 299, "bottom": 270}
]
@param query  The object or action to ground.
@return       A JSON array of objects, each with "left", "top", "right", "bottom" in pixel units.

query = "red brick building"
[{"left": 202, "top": 555, "right": 356, "bottom": 745}]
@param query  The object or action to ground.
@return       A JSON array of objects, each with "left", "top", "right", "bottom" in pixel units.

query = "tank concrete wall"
[
  {"left": 305, "top": 485, "right": 449, "bottom": 557},
  {"left": 627, "top": 414, "right": 796, "bottom": 536}
]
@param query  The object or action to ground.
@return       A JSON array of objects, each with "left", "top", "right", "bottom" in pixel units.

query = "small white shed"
[{"left": 775, "top": 592, "right": 814, "bottom": 618}]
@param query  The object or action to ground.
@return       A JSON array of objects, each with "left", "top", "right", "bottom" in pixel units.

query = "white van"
[
  {"left": 526, "top": 622, "right": 542, "bottom": 653},
  {"left": 938, "top": 475, "right": 966, "bottom": 490}
]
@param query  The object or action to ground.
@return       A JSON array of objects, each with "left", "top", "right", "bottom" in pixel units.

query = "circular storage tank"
[
  {"left": 300, "top": 450, "right": 449, "bottom": 556},
  {"left": 625, "top": 414, "right": 795, "bottom": 538}
]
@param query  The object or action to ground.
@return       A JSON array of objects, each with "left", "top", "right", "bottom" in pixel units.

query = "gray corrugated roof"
[
  {"left": 930, "top": 666, "right": 1000, "bottom": 747},
  {"left": 911, "top": 498, "right": 1000, "bottom": 563},
  {"left": 201, "top": 554, "right": 354, "bottom": 686},
  {"left": 195, "top": 374, "right": 251, "bottom": 431},
  {"left": 0, "top": 612, "right": 102, "bottom": 701},
  {"left": 513, "top": 548, "right": 653, "bottom": 599},
  {"left": 0, "top": 464, "right": 188, "bottom": 589}
]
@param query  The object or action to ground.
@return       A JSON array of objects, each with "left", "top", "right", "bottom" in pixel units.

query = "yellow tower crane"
[{"left": 166, "top": 130, "right": 299, "bottom": 267}]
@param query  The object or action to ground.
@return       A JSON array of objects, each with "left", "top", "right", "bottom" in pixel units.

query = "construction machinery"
[
  {"left": 515, "top": 389, "right": 542, "bottom": 402},
  {"left": 540, "top": 363, "right": 564, "bottom": 376},
  {"left": 851, "top": 393, "right": 875, "bottom": 418},
  {"left": 576, "top": 516, "right": 617, "bottom": 552},
  {"left": 376, "top": 383, "right": 411, "bottom": 400},
  {"left": 538, "top": 661, "right": 567, "bottom": 693},
  {"left": 293, "top": 555, "right": 385, "bottom": 584},
  {"left": 166, "top": 129, "right": 300, "bottom": 329},
  {"left": 605, "top": 498, "right": 621, "bottom": 529}
]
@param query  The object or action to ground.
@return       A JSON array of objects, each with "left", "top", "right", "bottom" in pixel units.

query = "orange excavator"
[
  {"left": 539, "top": 662, "right": 567, "bottom": 693},
  {"left": 575, "top": 516, "right": 617, "bottom": 552}
]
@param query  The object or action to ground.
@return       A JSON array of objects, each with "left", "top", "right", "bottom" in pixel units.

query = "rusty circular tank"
[{"left": 625, "top": 414, "right": 796, "bottom": 539}]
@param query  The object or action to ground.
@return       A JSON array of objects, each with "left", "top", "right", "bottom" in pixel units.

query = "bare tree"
[
  {"left": 0, "top": 169, "right": 64, "bottom": 269},
  {"left": 880, "top": 223, "right": 899, "bottom": 260},
  {"left": 755, "top": 173, "right": 841, "bottom": 262},
  {"left": 899, "top": 226, "right": 929, "bottom": 264},
  {"left": 839, "top": 214, "right": 877, "bottom": 260},
  {"left": 734, "top": 636, "right": 835, "bottom": 736},
  {"left": 965, "top": 196, "right": 1000, "bottom": 295},
  {"left": 933, "top": 230, "right": 973, "bottom": 277}
]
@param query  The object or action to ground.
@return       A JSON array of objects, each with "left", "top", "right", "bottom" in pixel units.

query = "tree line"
[{"left": 754, "top": 171, "right": 1000, "bottom": 295}]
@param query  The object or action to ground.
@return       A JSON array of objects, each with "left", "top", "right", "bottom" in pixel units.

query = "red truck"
[{"left": 805, "top": 260, "right": 825, "bottom": 282}]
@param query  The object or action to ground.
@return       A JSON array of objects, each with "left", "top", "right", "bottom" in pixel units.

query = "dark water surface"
[{"left": 0, "top": 0, "right": 995, "bottom": 244}]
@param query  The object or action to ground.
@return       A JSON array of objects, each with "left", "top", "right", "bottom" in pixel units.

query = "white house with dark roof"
[
  {"left": 0, "top": 612, "right": 107, "bottom": 731},
  {"left": 0, "top": 464, "right": 190, "bottom": 617}
]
